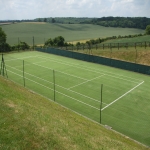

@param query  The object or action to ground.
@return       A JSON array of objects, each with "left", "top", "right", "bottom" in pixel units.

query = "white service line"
[
  {"left": 101, "top": 81, "right": 144, "bottom": 111},
  {"left": 5, "top": 55, "right": 39, "bottom": 62},
  {"left": 68, "top": 74, "right": 105, "bottom": 90},
  {"left": 7, "top": 69, "right": 100, "bottom": 111},
  {"left": 33, "top": 62, "right": 89, "bottom": 81},
  {"left": 36, "top": 55, "right": 142, "bottom": 83},
  {"left": 6, "top": 65, "right": 106, "bottom": 104}
]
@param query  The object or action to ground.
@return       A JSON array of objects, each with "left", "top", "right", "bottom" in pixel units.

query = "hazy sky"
[{"left": 0, "top": 0, "right": 150, "bottom": 20}]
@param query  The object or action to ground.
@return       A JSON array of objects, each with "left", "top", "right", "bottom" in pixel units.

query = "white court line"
[
  {"left": 36, "top": 55, "right": 142, "bottom": 84},
  {"left": 36, "top": 55, "right": 143, "bottom": 83},
  {"left": 7, "top": 69, "right": 100, "bottom": 111},
  {"left": 33, "top": 60, "right": 145, "bottom": 107},
  {"left": 5, "top": 55, "right": 39, "bottom": 62},
  {"left": 68, "top": 74, "right": 105, "bottom": 90},
  {"left": 33, "top": 62, "right": 89, "bottom": 81},
  {"left": 102, "top": 81, "right": 144, "bottom": 111},
  {"left": 6, "top": 65, "right": 107, "bottom": 104}
]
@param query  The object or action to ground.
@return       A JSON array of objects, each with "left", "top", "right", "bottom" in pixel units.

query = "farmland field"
[
  {"left": 103, "top": 35, "right": 150, "bottom": 44},
  {"left": 1, "top": 22, "right": 145, "bottom": 45},
  {"left": 1, "top": 51, "right": 150, "bottom": 147}
]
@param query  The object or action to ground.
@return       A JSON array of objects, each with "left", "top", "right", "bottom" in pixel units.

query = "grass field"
[
  {"left": 103, "top": 35, "right": 150, "bottom": 44},
  {"left": 1, "top": 51, "right": 150, "bottom": 147},
  {"left": 1, "top": 76, "right": 150, "bottom": 150},
  {"left": 1, "top": 22, "right": 145, "bottom": 45}
]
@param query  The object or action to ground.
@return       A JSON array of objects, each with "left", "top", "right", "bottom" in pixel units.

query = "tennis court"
[{"left": 1, "top": 51, "right": 150, "bottom": 146}]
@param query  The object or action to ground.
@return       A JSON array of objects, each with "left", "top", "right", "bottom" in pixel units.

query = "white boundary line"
[
  {"left": 36, "top": 55, "right": 142, "bottom": 83},
  {"left": 33, "top": 62, "right": 97, "bottom": 82},
  {"left": 102, "top": 81, "right": 144, "bottom": 111},
  {"left": 6, "top": 65, "right": 107, "bottom": 105},
  {"left": 5, "top": 55, "right": 39, "bottom": 62},
  {"left": 6, "top": 54, "right": 145, "bottom": 111},
  {"left": 68, "top": 74, "right": 105, "bottom": 90},
  {"left": 32, "top": 61, "right": 144, "bottom": 109},
  {"left": 6, "top": 69, "right": 100, "bottom": 111}
]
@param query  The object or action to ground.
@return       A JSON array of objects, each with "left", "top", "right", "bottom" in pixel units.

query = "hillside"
[
  {"left": 1, "top": 22, "right": 144, "bottom": 45},
  {"left": 0, "top": 76, "right": 149, "bottom": 150}
]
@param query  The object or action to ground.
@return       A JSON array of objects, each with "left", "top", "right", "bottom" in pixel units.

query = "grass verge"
[{"left": 0, "top": 76, "right": 149, "bottom": 150}]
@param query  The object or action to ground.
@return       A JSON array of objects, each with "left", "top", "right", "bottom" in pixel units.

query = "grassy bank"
[
  {"left": 71, "top": 46, "right": 150, "bottom": 65},
  {"left": 0, "top": 76, "right": 149, "bottom": 150}
]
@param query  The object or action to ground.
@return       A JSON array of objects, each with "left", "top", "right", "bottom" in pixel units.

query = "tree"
[
  {"left": 38, "top": 18, "right": 41, "bottom": 22},
  {"left": 0, "top": 27, "right": 6, "bottom": 44},
  {"left": 44, "top": 38, "right": 54, "bottom": 46},
  {"left": 53, "top": 36, "right": 65, "bottom": 46},
  {"left": 44, "top": 36, "right": 65, "bottom": 47},
  {"left": 76, "top": 42, "right": 81, "bottom": 46},
  {"left": 145, "top": 25, "right": 150, "bottom": 35},
  {"left": 52, "top": 18, "right": 56, "bottom": 23},
  {"left": 11, "top": 41, "right": 29, "bottom": 51},
  {"left": 44, "top": 18, "right": 47, "bottom": 22}
]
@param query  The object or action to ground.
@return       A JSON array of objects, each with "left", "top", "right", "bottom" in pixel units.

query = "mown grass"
[
  {"left": 0, "top": 76, "right": 149, "bottom": 150},
  {"left": 1, "top": 22, "right": 144, "bottom": 45}
]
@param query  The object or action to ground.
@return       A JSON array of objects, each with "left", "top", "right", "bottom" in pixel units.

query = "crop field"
[
  {"left": 1, "top": 22, "right": 144, "bottom": 45},
  {"left": 1, "top": 51, "right": 150, "bottom": 147},
  {"left": 103, "top": 35, "right": 150, "bottom": 44}
]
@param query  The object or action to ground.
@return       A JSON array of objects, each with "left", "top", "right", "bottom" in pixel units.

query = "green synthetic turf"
[{"left": 1, "top": 51, "right": 150, "bottom": 146}]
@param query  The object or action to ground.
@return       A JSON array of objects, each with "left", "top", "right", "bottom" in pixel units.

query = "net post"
[
  {"left": 53, "top": 70, "right": 56, "bottom": 101},
  {"left": 100, "top": 84, "right": 103, "bottom": 124}
]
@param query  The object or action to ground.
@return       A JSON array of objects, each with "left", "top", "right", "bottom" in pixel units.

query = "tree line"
[
  {"left": 1, "top": 17, "right": 150, "bottom": 30},
  {"left": 35, "top": 17, "right": 150, "bottom": 30},
  {"left": 89, "top": 17, "right": 150, "bottom": 29}
]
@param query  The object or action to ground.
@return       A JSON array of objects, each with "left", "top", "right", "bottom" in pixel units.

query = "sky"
[{"left": 0, "top": 0, "right": 150, "bottom": 20}]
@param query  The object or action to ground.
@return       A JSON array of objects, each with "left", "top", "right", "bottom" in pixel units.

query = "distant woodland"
[
  {"left": 1, "top": 17, "right": 150, "bottom": 29},
  {"left": 35, "top": 17, "right": 150, "bottom": 29}
]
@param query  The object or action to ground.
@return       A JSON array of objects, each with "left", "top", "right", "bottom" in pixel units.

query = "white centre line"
[
  {"left": 68, "top": 74, "right": 105, "bottom": 90},
  {"left": 6, "top": 64, "right": 107, "bottom": 105},
  {"left": 36, "top": 55, "right": 142, "bottom": 83}
]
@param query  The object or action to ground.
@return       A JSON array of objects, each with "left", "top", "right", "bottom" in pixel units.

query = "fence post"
[
  {"left": 23, "top": 60, "right": 25, "bottom": 87},
  {"left": 33, "top": 36, "right": 34, "bottom": 50},
  {"left": 135, "top": 43, "right": 136, "bottom": 49},
  {"left": 53, "top": 70, "right": 56, "bottom": 101},
  {"left": 100, "top": 84, "right": 103, "bottom": 124},
  {"left": 118, "top": 43, "right": 119, "bottom": 50},
  {"left": 18, "top": 37, "right": 19, "bottom": 51},
  {"left": 135, "top": 49, "right": 137, "bottom": 63}
]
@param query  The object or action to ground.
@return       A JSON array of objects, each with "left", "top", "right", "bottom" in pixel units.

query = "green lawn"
[
  {"left": 1, "top": 51, "right": 150, "bottom": 147},
  {"left": 1, "top": 75, "right": 149, "bottom": 150},
  {"left": 1, "top": 22, "right": 144, "bottom": 45}
]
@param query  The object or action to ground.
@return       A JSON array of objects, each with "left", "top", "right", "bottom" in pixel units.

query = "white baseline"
[{"left": 102, "top": 81, "right": 144, "bottom": 111}]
